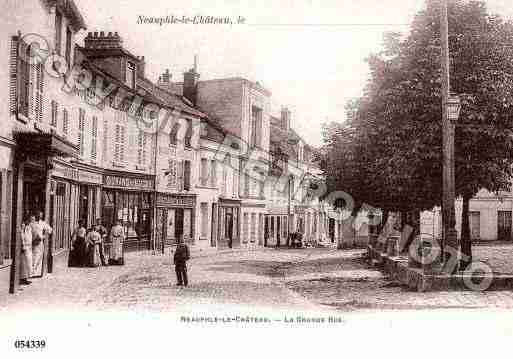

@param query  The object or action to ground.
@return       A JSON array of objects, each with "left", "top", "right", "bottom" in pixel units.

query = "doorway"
[{"left": 498, "top": 211, "right": 512, "bottom": 241}]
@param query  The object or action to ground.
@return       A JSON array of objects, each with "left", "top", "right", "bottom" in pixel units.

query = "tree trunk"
[
  {"left": 379, "top": 210, "right": 389, "bottom": 235},
  {"left": 460, "top": 193, "right": 472, "bottom": 270}
]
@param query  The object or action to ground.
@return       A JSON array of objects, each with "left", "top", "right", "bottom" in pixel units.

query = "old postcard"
[{"left": 1, "top": 0, "right": 513, "bottom": 357}]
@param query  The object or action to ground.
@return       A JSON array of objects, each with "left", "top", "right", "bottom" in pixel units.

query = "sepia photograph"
[{"left": 1, "top": 0, "right": 513, "bottom": 357}]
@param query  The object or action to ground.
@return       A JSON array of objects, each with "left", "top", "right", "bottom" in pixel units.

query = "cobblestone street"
[{"left": 3, "top": 247, "right": 513, "bottom": 315}]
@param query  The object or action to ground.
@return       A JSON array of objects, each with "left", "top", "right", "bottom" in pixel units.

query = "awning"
[{"left": 14, "top": 131, "right": 79, "bottom": 158}]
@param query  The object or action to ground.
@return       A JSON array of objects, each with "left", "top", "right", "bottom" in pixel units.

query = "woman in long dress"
[
  {"left": 20, "top": 216, "right": 33, "bottom": 285},
  {"left": 109, "top": 220, "right": 125, "bottom": 265},
  {"left": 86, "top": 227, "right": 102, "bottom": 267},
  {"left": 69, "top": 220, "right": 87, "bottom": 267}
]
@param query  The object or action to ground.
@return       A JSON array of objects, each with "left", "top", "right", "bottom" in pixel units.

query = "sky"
[{"left": 74, "top": 0, "right": 513, "bottom": 147}]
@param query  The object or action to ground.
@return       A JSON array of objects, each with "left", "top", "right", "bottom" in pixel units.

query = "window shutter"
[
  {"left": 91, "top": 116, "right": 98, "bottom": 161},
  {"left": 102, "top": 119, "right": 108, "bottom": 163},
  {"left": 114, "top": 124, "right": 120, "bottom": 162},
  {"left": 177, "top": 161, "right": 184, "bottom": 191},
  {"left": 9, "top": 36, "right": 19, "bottom": 115},
  {"left": 120, "top": 126, "right": 126, "bottom": 162},
  {"left": 35, "top": 63, "right": 44, "bottom": 122},
  {"left": 184, "top": 160, "right": 191, "bottom": 191},
  {"left": 62, "top": 108, "right": 69, "bottom": 134}
]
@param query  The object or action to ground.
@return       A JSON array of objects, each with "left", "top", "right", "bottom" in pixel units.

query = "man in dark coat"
[{"left": 174, "top": 235, "right": 190, "bottom": 286}]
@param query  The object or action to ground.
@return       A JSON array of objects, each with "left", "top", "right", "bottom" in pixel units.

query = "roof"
[{"left": 138, "top": 77, "right": 208, "bottom": 118}]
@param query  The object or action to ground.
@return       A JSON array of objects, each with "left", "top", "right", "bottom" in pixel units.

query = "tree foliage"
[{"left": 321, "top": 0, "right": 513, "bottom": 219}]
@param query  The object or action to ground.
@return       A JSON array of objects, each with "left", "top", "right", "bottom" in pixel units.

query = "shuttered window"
[
  {"left": 183, "top": 160, "right": 191, "bottom": 191},
  {"left": 78, "top": 109, "right": 85, "bottom": 157},
  {"left": 91, "top": 116, "right": 98, "bottom": 161},
  {"left": 137, "top": 129, "right": 147, "bottom": 165},
  {"left": 102, "top": 119, "right": 108, "bottom": 162},
  {"left": 62, "top": 108, "right": 69, "bottom": 135},
  {"left": 114, "top": 124, "right": 126, "bottom": 163},
  {"left": 167, "top": 160, "right": 177, "bottom": 188},
  {"left": 34, "top": 60, "right": 44, "bottom": 122},
  {"left": 55, "top": 10, "right": 62, "bottom": 55},
  {"left": 200, "top": 158, "right": 208, "bottom": 186},
  {"left": 210, "top": 160, "right": 217, "bottom": 187},
  {"left": 9, "top": 36, "right": 19, "bottom": 115},
  {"left": 50, "top": 100, "right": 58, "bottom": 127}
]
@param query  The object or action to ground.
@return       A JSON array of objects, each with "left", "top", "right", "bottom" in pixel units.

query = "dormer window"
[{"left": 126, "top": 60, "right": 136, "bottom": 88}]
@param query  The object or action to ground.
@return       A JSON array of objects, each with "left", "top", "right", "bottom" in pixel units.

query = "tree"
[{"left": 322, "top": 0, "right": 513, "bottom": 262}]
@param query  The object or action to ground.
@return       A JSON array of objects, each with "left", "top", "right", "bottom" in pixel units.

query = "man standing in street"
[
  {"left": 95, "top": 218, "right": 108, "bottom": 266},
  {"left": 31, "top": 211, "right": 52, "bottom": 278},
  {"left": 173, "top": 235, "right": 190, "bottom": 287}
]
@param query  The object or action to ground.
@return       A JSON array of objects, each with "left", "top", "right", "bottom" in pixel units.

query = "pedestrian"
[
  {"left": 173, "top": 235, "right": 190, "bottom": 287},
  {"left": 86, "top": 226, "right": 102, "bottom": 267},
  {"left": 95, "top": 218, "right": 108, "bottom": 266},
  {"left": 108, "top": 219, "right": 125, "bottom": 265},
  {"left": 31, "top": 211, "right": 52, "bottom": 278},
  {"left": 20, "top": 215, "right": 33, "bottom": 285},
  {"left": 69, "top": 220, "right": 87, "bottom": 267}
]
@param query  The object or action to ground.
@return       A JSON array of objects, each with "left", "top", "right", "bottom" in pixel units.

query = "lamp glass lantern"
[{"left": 446, "top": 95, "right": 461, "bottom": 122}]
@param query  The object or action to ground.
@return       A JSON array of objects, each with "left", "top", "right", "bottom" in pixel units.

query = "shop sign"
[
  {"left": 157, "top": 194, "right": 195, "bottom": 207},
  {"left": 78, "top": 170, "right": 103, "bottom": 185},
  {"left": 52, "top": 162, "right": 79, "bottom": 181},
  {"left": 104, "top": 174, "right": 154, "bottom": 190}
]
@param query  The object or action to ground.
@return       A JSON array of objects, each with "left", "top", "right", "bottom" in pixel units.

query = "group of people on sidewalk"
[
  {"left": 19, "top": 211, "right": 53, "bottom": 285},
  {"left": 68, "top": 218, "right": 125, "bottom": 268}
]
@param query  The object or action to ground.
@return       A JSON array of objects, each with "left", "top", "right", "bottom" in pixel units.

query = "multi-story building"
[{"left": 1, "top": 0, "right": 344, "bottom": 296}]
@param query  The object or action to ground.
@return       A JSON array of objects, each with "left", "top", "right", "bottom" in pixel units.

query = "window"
[
  {"left": 167, "top": 160, "right": 177, "bottom": 188},
  {"left": 232, "top": 170, "right": 238, "bottom": 197},
  {"left": 126, "top": 61, "right": 136, "bottom": 89},
  {"left": 78, "top": 109, "right": 85, "bottom": 157},
  {"left": 51, "top": 100, "right": 58, "bottom": 127},
  {"left": 250, "top": 106, "right": 262, "bottom": 148},
  {"left": 183, "top": 160, "right": 191, "bottom": 191},
  {"left": 65, "top": 27, "right": 72, "bottom": 67},
  {"left": 184, "top": 119, "right": 193, "bottom": 148},
  {"left": 137, "top": 129, "right": 147, "bottom": 165},
  {"left": 251, "top": 213, "right": 256, "bottom": 243},
  {"left": 290, "top": 176, "right": 295, "bottom": 200},
  {"left": 243, "top": 213, "right": 249, "bottom": 243},
  {"left": 200, "top": 158, "right": 208, "bottom": 186},
  {"left": 200, "top": 203, "right": 208, "bottom": 238},
  {"left": 102, "top": 119, "right": 108, "bottom": 162},
  {"left": 55, "top": 10, "right": 62, "bottom": 55},
  {"left": 91, "top": 116, "right": 98, "bottom": 161},
  {"left": 169, "top": 123, "right": 179, "bottom": 146},
  {"left": 222, "top": 166, "right": 227, "bottom": 196},
  {"left": 114, "top": 124, "right": 126, "bottom": 163},
  {"left": 210, "top": 160, "right": 217, "bottom": 187},
  {"left": 62, "top": 108, "right": 69, "bottom": 134}
]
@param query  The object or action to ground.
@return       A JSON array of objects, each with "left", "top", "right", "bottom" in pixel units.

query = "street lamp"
[{"left": 446, "top": 95, "right": 461, "bottom": 123}]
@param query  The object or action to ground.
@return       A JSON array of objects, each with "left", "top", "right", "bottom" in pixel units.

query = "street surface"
[{"left": 2, "top": 247, "right": 513, "bottom": 314}]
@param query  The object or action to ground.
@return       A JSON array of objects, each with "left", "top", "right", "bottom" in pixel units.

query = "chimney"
[
  {"left": 281, "top": 106, "right": 291, "bottom": 132},
  {"left": 84, "top": 30, "right": 123, "bottom": 49},
  {"left": 183, "top": 55, "right": 200, "bottom": 105}
]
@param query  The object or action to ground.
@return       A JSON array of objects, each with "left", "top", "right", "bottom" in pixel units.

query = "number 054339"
[{"left": 14, "top": 339, "right": 46, "bottom": 350}]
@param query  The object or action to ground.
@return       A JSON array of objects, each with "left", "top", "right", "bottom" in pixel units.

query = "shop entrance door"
[
  {"left": 22, "top": 167, "right": 45, "bottom": 218},
  {"left": 175, "top": 208, "right": 184, "bottom": 239},
  {"left": 225, "top": 211, "right": 233, "bottom": 248}
]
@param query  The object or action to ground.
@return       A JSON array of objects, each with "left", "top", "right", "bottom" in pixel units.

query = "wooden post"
[
  {"left": 42, "top": 158, "right": 52, "bottom": 276},
  {"left": 9, "top": 160, "right": 24, "bottom": 293}
]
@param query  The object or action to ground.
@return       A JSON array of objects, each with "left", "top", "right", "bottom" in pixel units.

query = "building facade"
[{"left": 1, "top": 0, "right": 343, "bottom": 295}]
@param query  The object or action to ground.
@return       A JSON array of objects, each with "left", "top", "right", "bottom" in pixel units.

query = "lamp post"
[{"left": 440, "top": 0, "right": 462, "bottom": 270}]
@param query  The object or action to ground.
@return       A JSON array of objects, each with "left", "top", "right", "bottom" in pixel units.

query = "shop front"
[
  {"left": 40, "top": 160, "right": 104, "bottom": 273},
  {"left": 101, "top": 171, "right": 155, "bottom": 252},
  {"left": 10, "top": 131, "right": 79, "bottom": 293},
  {"left": 265, "top": 206, "right": 289, "bottom": 247},
  {"left": 156, "top": 193, "right": 196, "bottom": 249},
  {"left": 217, "top": 198, "right": 241, "bottom": 249}
]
